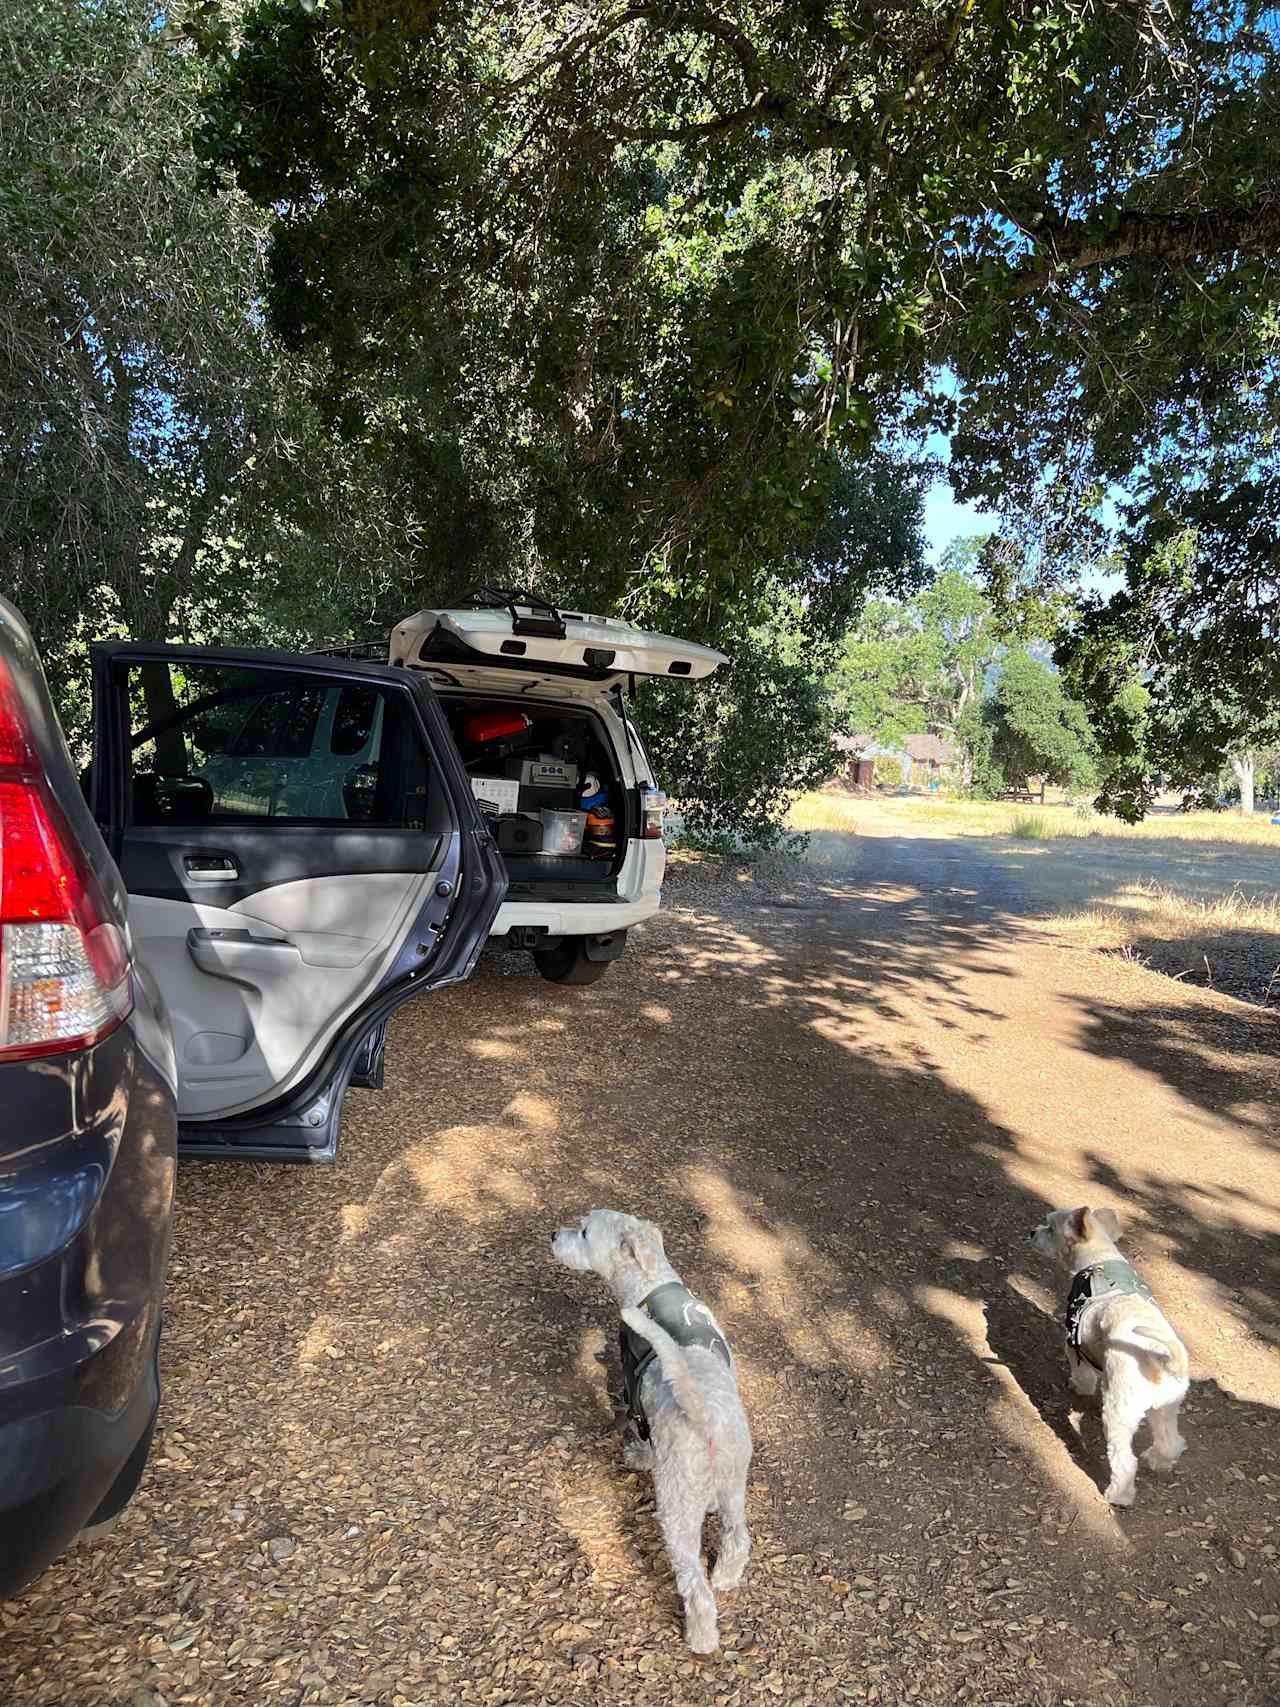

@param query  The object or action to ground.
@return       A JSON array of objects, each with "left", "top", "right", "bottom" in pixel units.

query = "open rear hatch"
[{"left": 390, "top": 590, "right": 727, "bottom": 686}]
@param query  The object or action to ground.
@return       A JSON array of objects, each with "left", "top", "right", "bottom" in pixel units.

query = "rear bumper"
[
  {"left": 492, "top": 893, "right": 659, "bottom": 937},
  {"left": 0, "top": 1008, "right": 177, "bottom": 1595},
  {"left": 490, "top": 837, "right": 663, "bottom": 938},
  {"left": 0, "top": 1332, "right": 159, "bottom": 1596}
]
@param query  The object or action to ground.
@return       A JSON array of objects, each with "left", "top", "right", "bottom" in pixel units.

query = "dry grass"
[
  {"left": 1010, "top": 812, "right": 1055, "bottom": 840},
  {"left": 790, "top": 790, "right": 1280, "bottom": 1004},
  {"left": 1061, "top": 881, "right": 1280, "bottom": 1006},
  {"left": 789, "top": 789, "right": 1280, "bottom": 846}
]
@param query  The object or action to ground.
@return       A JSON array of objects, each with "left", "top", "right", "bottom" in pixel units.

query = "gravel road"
[{"left": 2, "top": 826, "right": 1276, "bottom": 1706}]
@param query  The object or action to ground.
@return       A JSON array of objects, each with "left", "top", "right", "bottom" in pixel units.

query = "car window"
[
  {"left": 125, "top": 661, "right": 429, "bottom": 829},
  {"left": 330, "top": 686, "right": 380, "bottom": 757},
  {"left": 229, "top": 687, "right": 325, "bottom": 759}
]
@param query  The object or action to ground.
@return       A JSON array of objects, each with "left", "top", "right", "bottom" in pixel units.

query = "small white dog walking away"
[
  {"left": 1031, "top": 1204, "right": 1190, "bottom": 1507},
  {"left": 551, "top": 1209, "right": 752, "bottom": 1653}
]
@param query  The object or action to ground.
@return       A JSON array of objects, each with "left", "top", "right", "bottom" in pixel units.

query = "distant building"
[
  {"left": 831, "top": 732, "right": 877, "bottom": 790},
  {"left": 901, "top": 733, "right": 957, "bottom": 785},
  {"left": 830, "top": 730, "right": 958, "bottom": 791}
]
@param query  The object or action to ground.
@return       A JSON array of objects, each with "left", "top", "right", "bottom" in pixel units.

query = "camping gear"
[
  {"left": 470, "top": 776, "right": 521, "bottom": 815},
  {"left": 579, "top": 772, "right": 617, "bottom": 858},
  {"left": 463, "top": 708, "right": 530, "bottom": 746},
  {"left": 539, "top": 809, "right": 587, "bottom": 855},
  {"left": 516, "top": 755, "right": 580, "bottom": 791},
  {"left": 462, "top": 709, "right": 534, "bottom": 765},
  {"left": 494, "top": 813, "right": 543, "bottom": 855}
]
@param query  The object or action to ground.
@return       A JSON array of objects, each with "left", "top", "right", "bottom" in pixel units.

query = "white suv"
[{"left": 388, "top": 593, "right": 725, "bottom": 984}]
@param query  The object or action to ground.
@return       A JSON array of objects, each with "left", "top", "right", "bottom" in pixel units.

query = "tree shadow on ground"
[
  {"left": 977, "top": 1266, "right": 1103, "bottom": 1489},
  {"left": 1081, "top": 1150, "right": 1280, "bottom": 1351},
  {"left": 11, "top": 830, "right": 1278, "bottom": 1707},
  {"left": 1068, "top": 990, "right": 1280, "bottom": 1155}
]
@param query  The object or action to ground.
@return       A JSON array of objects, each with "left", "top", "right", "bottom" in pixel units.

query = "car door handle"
[{"left": 184, "top": 855, "right": 239, "bottom": 881}]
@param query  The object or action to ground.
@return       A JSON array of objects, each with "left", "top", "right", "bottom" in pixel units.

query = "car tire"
[{"left": 532, "top": 940, "right": 614, "bottom": 985}]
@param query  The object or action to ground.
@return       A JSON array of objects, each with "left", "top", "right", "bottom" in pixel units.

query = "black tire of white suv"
[{"left": 532, "top": 932, "right": 627, "bottom": 985}]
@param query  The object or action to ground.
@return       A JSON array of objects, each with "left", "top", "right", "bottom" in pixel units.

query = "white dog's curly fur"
[
  {"left": 552, "top": 1209, "right": 752, "bottom": 1653},
  {"left": 1032, "top": 1205, "right": 1190, "bottom": 1507}
]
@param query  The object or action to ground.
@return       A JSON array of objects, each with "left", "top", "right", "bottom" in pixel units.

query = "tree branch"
[
  {"left": 1007, "top": 200, "right": 1280, "bottom": 298},
  {"left": 505, "top": 2, "right": 766, "bottom": 99},
  {"left": 608, "top": 89, "right": 779, "bottom": 143}
]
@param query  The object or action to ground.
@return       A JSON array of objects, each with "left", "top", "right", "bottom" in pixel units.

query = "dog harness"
[
  {"left": 1066, "top": 1259, "right": 1157, "bottom": 1367},
  {"left": 619, "top": 1281, "right": 732, "bottom": 1441}
]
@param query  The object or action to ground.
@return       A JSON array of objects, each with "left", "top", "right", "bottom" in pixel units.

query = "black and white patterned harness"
[
  {"left": 1065, "top": 1258, "right": 1156, "bottom": 1368},
  {"left": 619, "top": 1281, "right": 732, "bottom": 1441}
]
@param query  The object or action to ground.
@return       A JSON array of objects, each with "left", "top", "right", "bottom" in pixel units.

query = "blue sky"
[
  {"left": 919, "top": 426, "right": 1125, "bottom": 597},
  {"left": 923, "top": 478, "right": 994, "bottom": 560},
  {"left": 921, "top": 424, "right": 994, "bottom": 561}
]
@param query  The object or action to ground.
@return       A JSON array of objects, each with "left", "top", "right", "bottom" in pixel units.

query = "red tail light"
[{"left": 0, "top": 663, "right": 132, "bottom": 1060}]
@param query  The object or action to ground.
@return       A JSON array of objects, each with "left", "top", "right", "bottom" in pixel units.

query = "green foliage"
[
  {"left": 200, "top": 0, "right": 1280, "bottom": 755},
  {"left": 0, "top": 0, "right": 459, "bottom": 743},
  {"left": 983, "top": 650, "right": 1098, "bottom": 797},
  {"left": 10, "top": 0, "right": 1280, "bottom": 838},
  {"left": 1058, "top": 623, "right": 1153, "bottom": 821},
  {"left": 829, "top": 548, "right": 1029, "bottom": 769},
  {"left": 829, "top": 600, "right": 927, "bottom": 749},
  {"left": 1064, "top": 530, "right": 1280, "bottom": 819},
  {"left": 638, "top": 629, "right": 838, "bottom": 850},
  {"left": 956, "top": 696, "right": 1001, "bottom": 799},
  {"left": 0, "top": 1, "right": 269, "bottom": 649},
  {"left": 1254, "top": 751, "right": 1280, "bottom": 805},
  {"left": 873, "top": 755, "right": 906, "bottom": 790}
]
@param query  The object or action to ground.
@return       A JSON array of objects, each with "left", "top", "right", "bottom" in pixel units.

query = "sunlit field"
[
  {"left": 786, "top": 789, "right": 1280, "bottom": 847},
  {"left": 784, "top": 788, "right": 1280, "bottom": 1004}
]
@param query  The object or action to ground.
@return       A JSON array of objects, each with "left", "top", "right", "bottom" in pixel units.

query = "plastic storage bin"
[{"left": 539, "top": 809, "right": 587, "bottom": 855}]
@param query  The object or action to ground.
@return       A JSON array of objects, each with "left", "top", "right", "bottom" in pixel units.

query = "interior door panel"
[
  {"left": 90, "top": 643, "right": 507, "bottom": 1156},
  {"left": 129, "top": 873, "right": 433, "bottom": 1117}
]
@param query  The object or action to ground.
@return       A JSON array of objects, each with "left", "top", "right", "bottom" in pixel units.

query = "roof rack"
[{"left": 310, "top": 640, "right": 389, "bottom": 661}]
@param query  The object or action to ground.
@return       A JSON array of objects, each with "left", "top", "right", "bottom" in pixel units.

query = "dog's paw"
[
  {"left": 622, "top": 1433, "right": 655, "bottom": 1473},
  {"left": 685, "top": 1619, "right": 719, "bottom": 1655},
  {"left": 1104, "top": 1479, "right": 1136, "bottom": 1507},
  {"left": 711, "top": 1559, "right": 744, "bottom": 1592},
  {"left": 1141, "top": 1445, "right": 1184, "bottom": 1473}
]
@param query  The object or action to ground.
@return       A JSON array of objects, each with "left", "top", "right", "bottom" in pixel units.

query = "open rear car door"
[
  {"left": 90, "top": 643, "right": 506, "bottom": 1161},
  {"left": 389, "top": 591, "right": 727, "bottom": 684}
]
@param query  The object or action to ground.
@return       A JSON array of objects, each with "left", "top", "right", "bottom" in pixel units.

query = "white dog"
[
  {"left": 551, "top": 1209, "right": 752, "bottom": 1652},
  {"left": 1031, "top": 1205, "right": 1189, "bottom": 1506}
]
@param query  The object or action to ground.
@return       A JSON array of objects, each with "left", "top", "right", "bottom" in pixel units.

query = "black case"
[
  {"left": 494, "top": 813, "right": 544, "bottom": 854},
  {"left": 519, "top": 785, "right": 578, "bottom": 814}
]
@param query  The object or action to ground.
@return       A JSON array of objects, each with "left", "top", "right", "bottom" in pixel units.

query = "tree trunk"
[{"left": 1229, "top": 750, "right": 1255, "bottom": 815}]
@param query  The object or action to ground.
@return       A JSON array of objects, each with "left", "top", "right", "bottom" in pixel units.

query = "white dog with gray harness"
[
  {"left": 551, "top": 1209, "right": 752, "bottom": 1652},
  {"left": 1031, "top": 1204, "right": 1190, "bottom": 1507}
]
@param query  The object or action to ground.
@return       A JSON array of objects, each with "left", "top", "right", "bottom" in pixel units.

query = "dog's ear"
[
  {"left": 1070, "top": 1206, "right": 1091, "bottom": 1240},
  {"left": 1091, "top": 1206, "right": 1121, "bottom": 1240},
  {"left": 620, "top": 1231, "right": 658, "bottom": 1273}
]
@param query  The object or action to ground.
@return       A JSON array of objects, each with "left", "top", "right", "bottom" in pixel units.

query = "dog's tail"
[
  {"left": 1125, "top": 1326, "right": 1189, "bottom": 1384},
  {"left": 621, "top": 1306, "right": 712, "bottom": 1434}
]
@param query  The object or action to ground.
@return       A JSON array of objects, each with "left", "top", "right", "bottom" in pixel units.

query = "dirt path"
[{"left": 2, "top": 829, "right": 1277, "bottom": 1706}]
